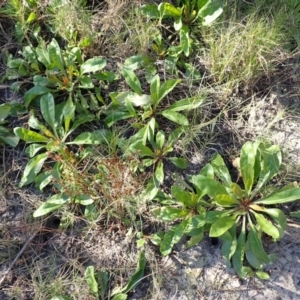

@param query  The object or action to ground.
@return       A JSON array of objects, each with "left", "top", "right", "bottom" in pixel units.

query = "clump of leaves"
[
  {"left": 194, "top": 141, "right": 300, "bottom": 279},
  {"left": 13, "top": 92, "right": 109, "bottom": 189},
  {"left": 141, "top": 0, "right": 225, "bottom": 61},
  {"left": 150, "top": 165, "right": 213, "bottom": 255},
  {"left": 6, "top": 38, "right": 115, "bottom": 112},
  {"left": 105, "top": 68, "right": 205, "bottom": 127}
]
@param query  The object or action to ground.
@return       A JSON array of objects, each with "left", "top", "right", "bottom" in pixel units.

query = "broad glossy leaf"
[
  {"left": 199, "top": 163, "right": 214, "bottom": 179},
  {"left": 167, "top": 95, "right": 205, "bottom": 112},
  {"left": 144, "top": 176, "right": 160, "bottom": 200},
  {"left": 152, "top": 206, "right": 191, "bottom": 222},
  {"left": 68, "top": 114, "right": 94, "bottom": 135},
  {"left": 247, "top": 226, "right": 270, "bottom": 264},
  {"left": 155, "top": 130, "right": 165, "bottom": 149},
  {"left": 190, "top": 174, "right": 227, "bottom": 197},
  {"left": 253, "top": 212, "right": 280, "bottom": 240},
  {"left": 210, "top": 153, "right": 232, "bottom": 186},
  {"left": 24, "top": 86, "right": 51, "bottom": 107},
  {"left": 240, "top": 141, "right": 258, "bottom": 195},
  {"left": 161, "top": 110, "right": 188, "bottom": 125},
  {"left": 168, "top": 157, "right": 188, "bottom": 169},
  {"left": 167, "top": 127, "right": 183, "bottom": 146},
  {"left": 158, "top": 3, "right": 182, "bottom": 18},
  {"left": 40, "top": 93, "right": 56, "bottom": 135},
  {"left": 129, "top": 141, "right": 154, "bottom": 157},
  {"left": 80, "top": 58, "right": 106, "bottom": 74},
  {"left": 19, "top": 152, "right": 48, "bottom": 187},
  {"left": 253, "top": 144, "right": 281, "bottom": 195},
  {"left": 63, "top": 96, "right": 75, "bottom": 133},
  {"left": 74, "top": 195, "right": 94, "bottom": 205},
  {"left": 171, "top": 185, "right": 197, "bottom": 207},
  {"left": 25, "top": 143, "right": 46, "bottom": 158},
  {"left": 121, "top": 67, "right": 142, "bottom": 94},
  {"left": 180, "top": 25, "right": 190, "bottom": 57},
  {"left": 252, "top": 207, "right": 287, "bottom": 233},
  {"left": 160, "top": 218, "right": 189, "bottom": 256},
  {"left": 127, "top": 93, "right": 152, "bottom": 107},
  {"left": 220, "top": 225, "right": 237, "bottom": 264},
  {"left": 140, "top": 4, "right": 161, "bottom": 18},
  {"left": 79, "top": 76, "right": 94, "bottom": 89},
  {"left": 158, "top": 79, "right": 181, "bottom": 103},
  {"left": 33, "top": 193, "right": 71, "bottom": 217},
  {"left": 231, "top": 182, "right": 244, "bottom": 199},
  {"left": 48, "top": 39, "right": 64, "bottom": 71},
  {"left": 210, "top": 215, "right": 236, "bottom": 237},
  {"left": 255, "top": 187, "right": 300, "bottom": 205},
  {"left": 215, "top": 194, "right": 239, "bottom": 207},
  {"left": 155, "top": 161, "right": 164, "bottom": 184},
  {"left": 36, "top": 44, "right": 51, "bottom": 68},
  {"left": 92, "top": 71, "right": 116, "bottom": 82},
  {"left": 14, "top": 127, "right": 50, "bottom": 143},
  {"left": 84, "top": 266, "right": 98, "bottom": 295},
  {"left": 70, "top": 130, "right": 111, "bottom": 145},
  {"left": 232, "top": 217, "right": 252, "bottom": 279},
  {"left": 124, "top": 98, "right": 138, "bottom": 117},
  {"left": 34, "top": 170, "right": 53, "bottom": 191},
  {"left": 150, "top": 74, "right": 160, "bottom": 105},
  {"left": 198, "top": 0, "right": 224, "bottom": 26},
  {"left": 245, "top": 239, "right": 263, "bottom": 269},
  {"left": 105, "top": 111, "right": 133, "bottom": 127}
]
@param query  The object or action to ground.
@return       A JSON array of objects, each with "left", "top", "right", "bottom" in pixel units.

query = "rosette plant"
[{"left": 192, "top": 141, "right": 300, "bottom": 279}]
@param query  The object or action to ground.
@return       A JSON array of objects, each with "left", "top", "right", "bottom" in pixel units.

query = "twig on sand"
[{"left": 0, "top": 232, "right": 37, "bottom": 286}]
